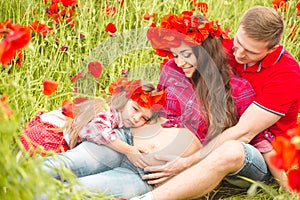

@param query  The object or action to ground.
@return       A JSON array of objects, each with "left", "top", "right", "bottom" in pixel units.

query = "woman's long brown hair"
[{"left": 191, "top": 17, "right": 237, "bottom": 142}]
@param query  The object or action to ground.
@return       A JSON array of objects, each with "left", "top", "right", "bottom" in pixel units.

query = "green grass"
[{"left": 1, "top": 0, "right": 299, "bottom": 199}]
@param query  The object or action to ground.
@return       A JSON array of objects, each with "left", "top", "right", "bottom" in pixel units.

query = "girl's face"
[
  {"left": 170, "top": 42, "right": 197, "bottom": 78},
  {"left": 121, "top": 99, "right": 153, "bottom": 128}
]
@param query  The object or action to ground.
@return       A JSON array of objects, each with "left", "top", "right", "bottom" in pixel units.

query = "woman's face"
[
  {"left": 121, "top": 99, "right": 153, "bottom": 128},
  {"left": 170, "top": 42, "right": 197, "bottom": 78}
]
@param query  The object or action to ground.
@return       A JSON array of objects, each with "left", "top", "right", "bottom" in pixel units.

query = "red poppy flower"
[
  {"left": 270, "top": 135, "right": 298, "bottom": 170},
  {"left": 108, "top": 78, "right": 166, "bottom": 111},
  {"left": 105, "top": 22, "right": 117, "bottom": 33},
  {"left": 288, "top": 169, "right": 300, "bottom": 192},
  {"left": 70, "top": 70, "right": 84, "bottom": 82},
  {"left": 142, "top": 13, "right": 156, "bottom": 22},
  {"left": 130, "top": 89, "right": 166, "bottom": 111},
  {"left": 62, "top": 100, "right": 75, "bottom": 118},
  {"left": 88, "top": 61, "right": 102, "bottom": 78},
  {"left": 147, "top": 11, "right": 228, "bottom": 58},
  {"left": 272, "top": 0, "right": 288, "bottom": 11},
  {"left": 296, "top": 1, "right": 300, "bottom": 16},
  {"left": 52, "top": 0, "right": 61, "bottom": 4},
  {"left": 30, "top": 20, "right": 53, "bottom": 37},
  {"left": 43, "top": 79, "right": 58, "bottom": 96},
  {"left": 123, "top": 80, "right": 142, "bottom": 97},
  {"left": 0, "top": 19, "right": 31, "bottom": 65},
  {"left": 0, "top": 94, "right": 14, "bottom": 119},
  {"left": 102, "top": 4, "right": 117, "bottom": 15},
  {"left": 66, "top": 18, "right": 76, "bottom": 27},
  {"left": 109, "top": 78, "right": 128, "bottom": 94},
  {"left": 47, "top": 3, "right": 59, "bottom": 15},
  {"left": 190, "top": 1, "right": 208, "bottom": 16},
  {"left": 270, "top": 124, "right": 300, "bottom": 170},
  {"left": 61, "top": 0, "right": 76, "bottom": 7}
]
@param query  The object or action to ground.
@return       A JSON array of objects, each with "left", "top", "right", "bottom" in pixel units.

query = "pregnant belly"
[{"left": 132, "top": 118, "right": 202, "bottom": 165}]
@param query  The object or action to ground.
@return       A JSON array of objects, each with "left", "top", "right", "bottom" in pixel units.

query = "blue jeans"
[
  {"left": 42, "top": 128, "right": 152, "bottom": 198},
  {"left": 224, "top": 142, "right": 273, "bottom": 188}
]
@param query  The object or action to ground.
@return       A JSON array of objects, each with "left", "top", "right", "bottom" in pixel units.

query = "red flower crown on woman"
[
  {"left": 109, "top": 78, "right": 166, "bottom": 112},
  {"left": 147, "top": 11, "right": 228, "bottom": 57}
]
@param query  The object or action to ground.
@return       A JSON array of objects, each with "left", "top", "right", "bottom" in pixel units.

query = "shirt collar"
[
  {"left": 229, "top": 39, "right": 285, "bottom": 72},
  {"left": 248, "top": 45, "right": 285, "bottom": 72}
]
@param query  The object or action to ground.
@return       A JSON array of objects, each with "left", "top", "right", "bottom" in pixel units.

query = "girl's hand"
[
  {"left": 142, "top": 155, "right": 189, "bottom": 185},
  {"left": 125, "top": 146, "right": 150, "bottom": 169}
]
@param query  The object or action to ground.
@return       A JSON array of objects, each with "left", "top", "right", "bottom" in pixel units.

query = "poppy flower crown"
[
  {"left": 147, "top": 11, "right": 228, "bottom": 57},
  {"left": 109, "top": 78, "right": 166, "bottom": 112}
]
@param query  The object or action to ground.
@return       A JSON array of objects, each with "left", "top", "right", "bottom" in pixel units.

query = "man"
[{"left": 132, "top": 6, "right": 300, "bottom": 199}]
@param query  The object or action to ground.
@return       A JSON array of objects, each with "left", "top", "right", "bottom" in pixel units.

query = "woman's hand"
[
  {"left": 125, "top": 147, "right": 150, "bottom": 169},
  {"left": 142, "top": 155, "right": 190, "bottom": 185}
]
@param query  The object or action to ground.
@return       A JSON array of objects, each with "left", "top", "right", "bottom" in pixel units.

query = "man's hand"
[{"left": 142, "top": 155, "right": 190, "bottom": 185}]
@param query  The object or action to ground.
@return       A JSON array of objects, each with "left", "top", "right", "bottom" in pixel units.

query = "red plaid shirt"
[
  {"left": 75, "top": 108, "right": 123, "bottom": 145},
  {"left": 158, "top": 59, "right": 259, "bottom": 143}
]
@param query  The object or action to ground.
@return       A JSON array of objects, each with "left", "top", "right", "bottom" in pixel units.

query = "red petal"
[
  {"left": 105, "top": 22, "right": 117, "bottom": 33},
  {"left": 142, "top": 13, "right": 151, "bottom": 20},
  {"left": 61, "top": 0, "right": 77, "bottom": 7},
  {"left": 7, "top": 26, "right": 31, "bottom": 50},
  {"left": 62, "top": 100, "right": 75, "bottom": 118},
  {"left": 0, "top": 40, "right": 17, "bottom": 65},
  {"left": 88, "top": 61, "right": 102, "bottom": 78},
  {"left": 43, "top": 79, "right": 58, "bottom": 96},
  {"left": 30, "top": 20, "right": 53, "bottom": 37},
  {"left": 70, "top": 70, "right": 84, "bottom": 82},
  {"left": 288, "top": 169, "right": 300, "bottom": 192}
]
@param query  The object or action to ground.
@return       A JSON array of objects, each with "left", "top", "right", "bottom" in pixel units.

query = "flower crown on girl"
[
  {"left": 146, "top": 10, "right": 229, "bottom": 57},
  {"left": 109, "top": 78, "right": 166, "bottom": 112}
]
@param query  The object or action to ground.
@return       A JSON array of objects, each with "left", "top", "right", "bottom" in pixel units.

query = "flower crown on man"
[
  {"left": 109, "top": 78, "right": 166, "bottom": 112},
  {"left": 147, "top": 10, "right": 229, "bottom": 58}
]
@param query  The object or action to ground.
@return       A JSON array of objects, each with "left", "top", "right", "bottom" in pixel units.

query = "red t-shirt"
[{"left": 224, "top": 39, "right": 300, "bottom": 136}]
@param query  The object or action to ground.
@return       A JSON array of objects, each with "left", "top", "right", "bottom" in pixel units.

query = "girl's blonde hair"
[{"left": 65, "top": 80, "right": 160, "bottom": 148}]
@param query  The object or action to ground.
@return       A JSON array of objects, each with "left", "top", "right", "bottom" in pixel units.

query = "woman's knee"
[{"left": 214, "top": 140, "right": 245, "bottom": 169}]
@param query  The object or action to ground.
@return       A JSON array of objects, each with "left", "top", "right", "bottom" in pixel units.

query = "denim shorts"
[{"left": 224, "top": 142, "right": 273, "bottom": 188}]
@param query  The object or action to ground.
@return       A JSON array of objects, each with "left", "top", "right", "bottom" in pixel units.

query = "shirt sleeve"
[
  {"left": 77, "top": 108, "right": 120, "bottom": 145},
  {"left": 254, "top": 69, "right": 300, "bottom": 116}
]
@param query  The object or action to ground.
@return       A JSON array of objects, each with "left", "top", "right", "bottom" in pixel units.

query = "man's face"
[{"left": 233, "top": 26, "right": 275, "bottom": 66}]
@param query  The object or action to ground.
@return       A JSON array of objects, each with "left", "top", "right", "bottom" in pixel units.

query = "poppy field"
[{"left": 0, "top": 0, "right": 299, "bottom": 199}]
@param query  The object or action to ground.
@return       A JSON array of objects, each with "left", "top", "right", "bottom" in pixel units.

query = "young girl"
[{"left": 20, "top": 78, "right": 166, "bottom": 160}]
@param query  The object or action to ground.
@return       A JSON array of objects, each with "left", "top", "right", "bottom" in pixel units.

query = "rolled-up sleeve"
[{"left": 78, "top": 109, "right": 121, "bottom": 145}]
